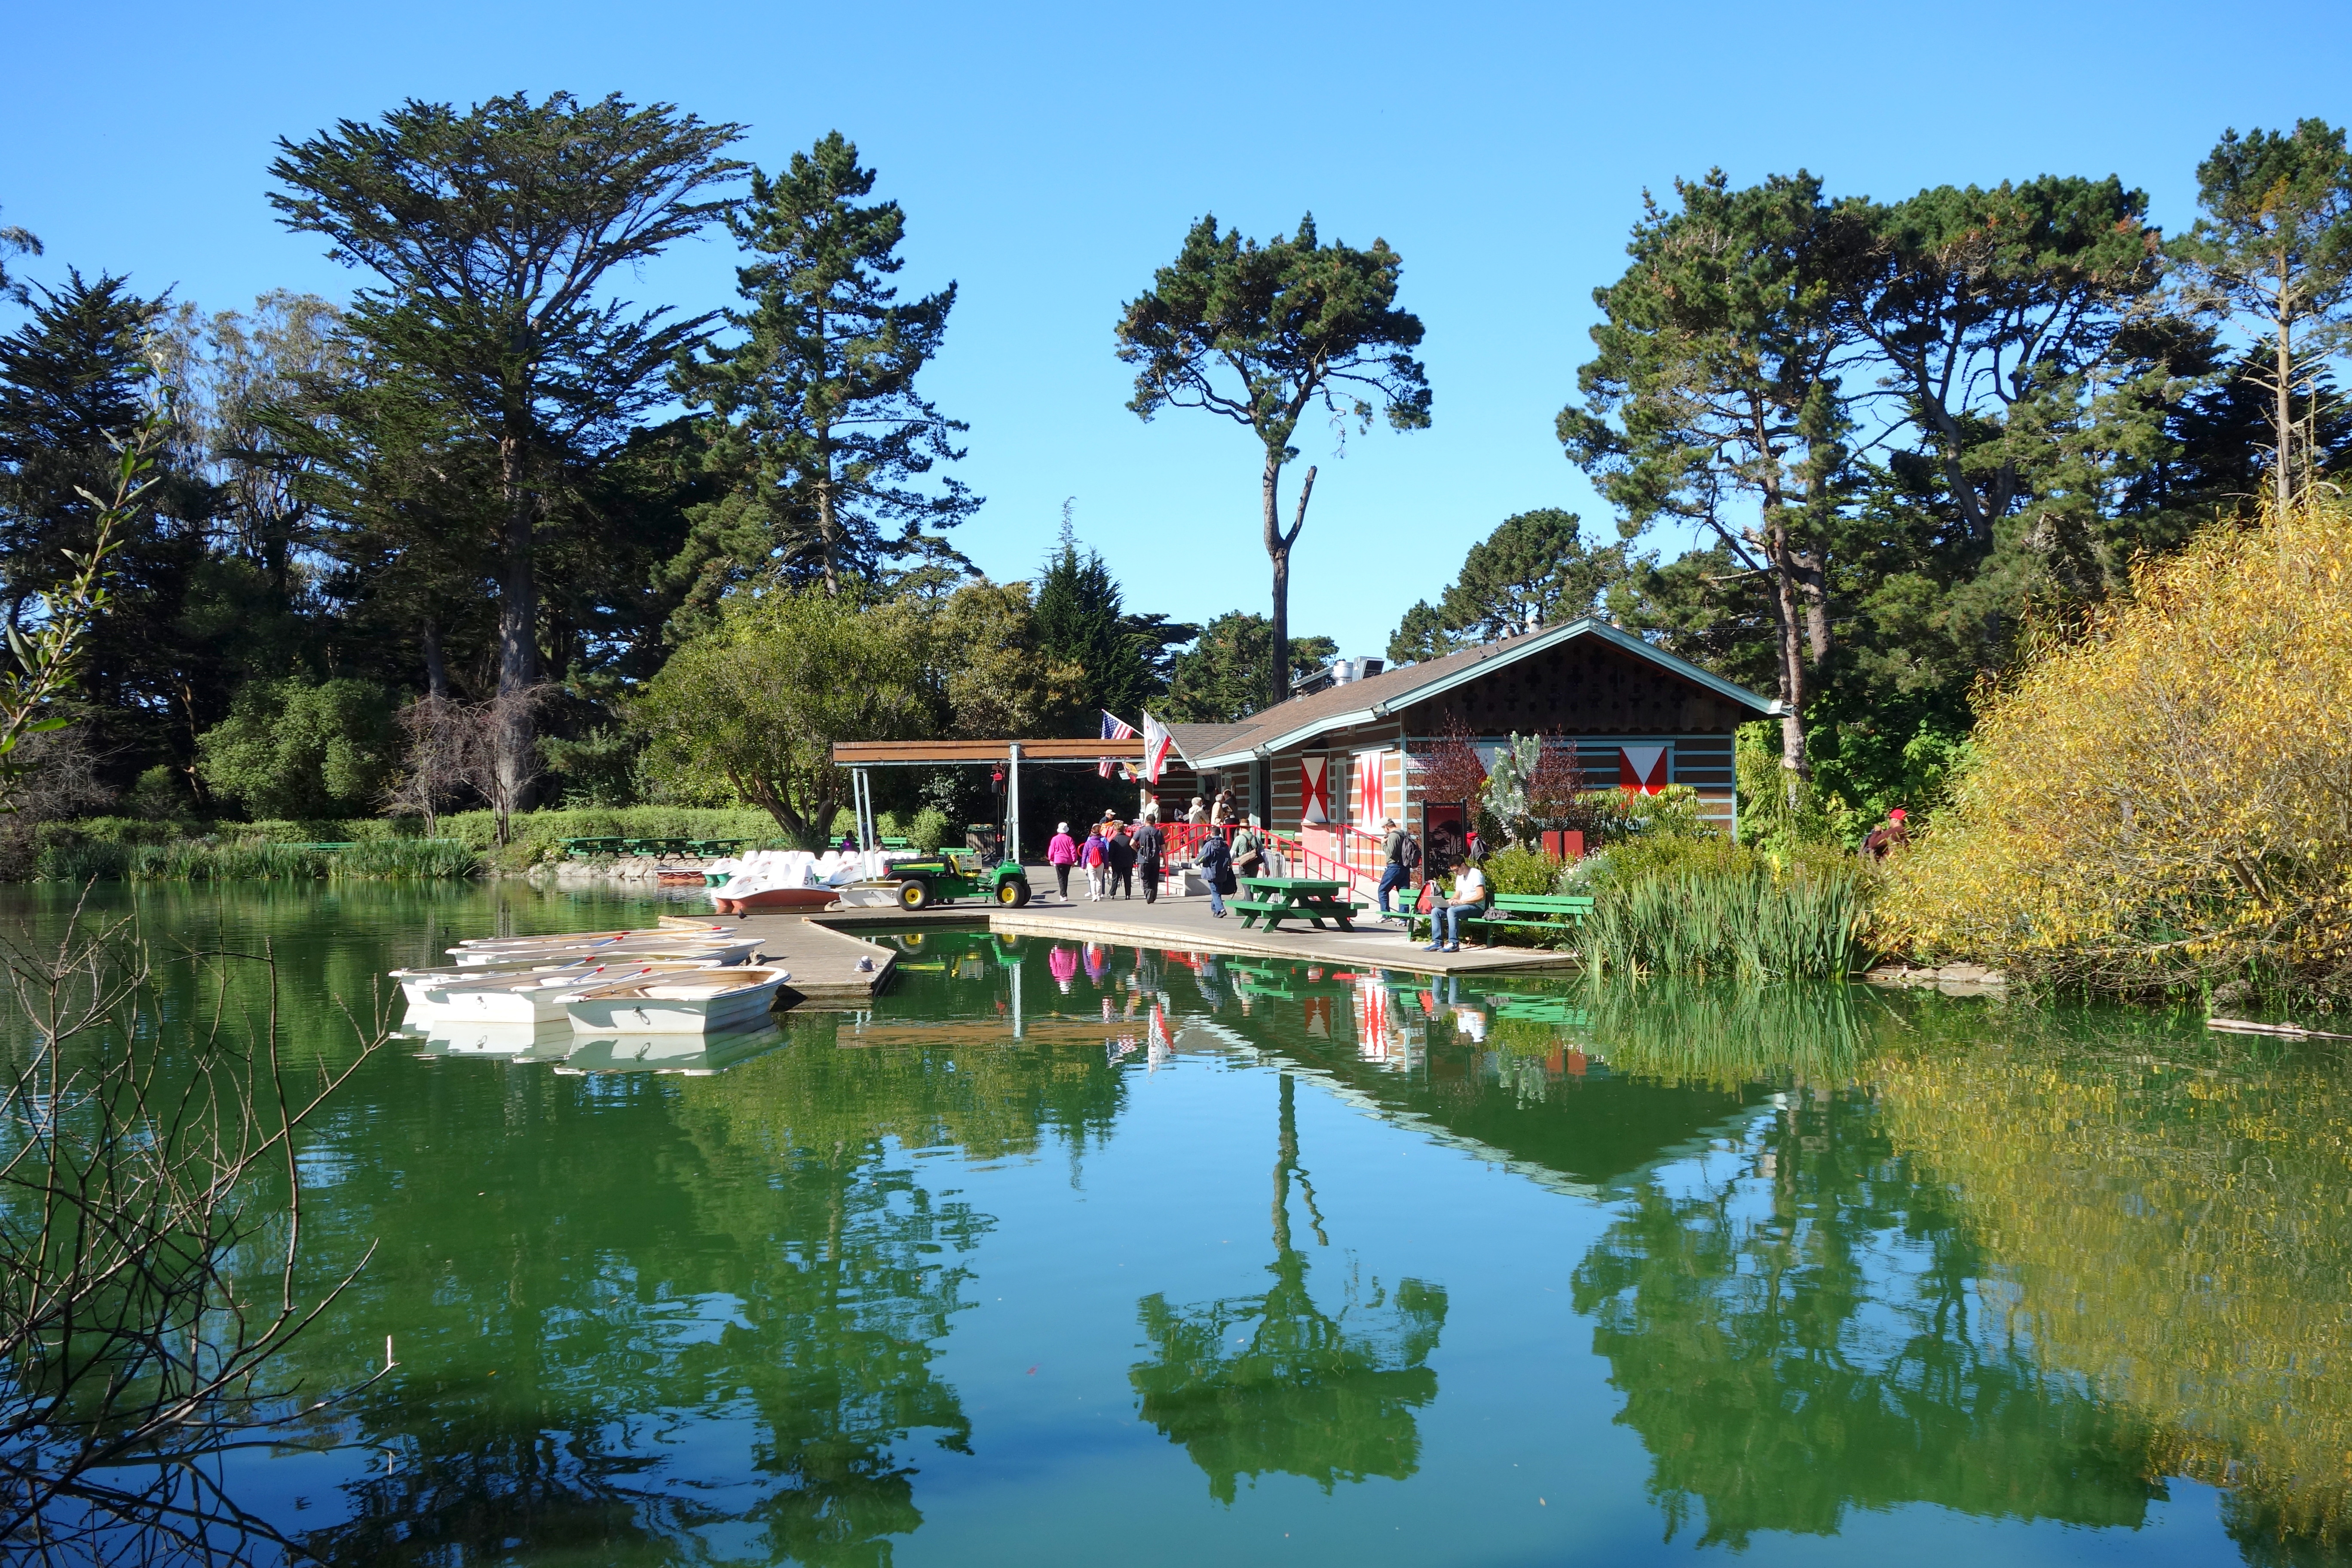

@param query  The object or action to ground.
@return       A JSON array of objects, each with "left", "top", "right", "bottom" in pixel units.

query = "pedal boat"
[{"left": 447, "top": 934, "right": 763, "bottom": 967}]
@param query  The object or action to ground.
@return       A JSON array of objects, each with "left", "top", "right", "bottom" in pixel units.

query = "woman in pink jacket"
[{"left": 1046, "top": 822, "right": 1079, "bottom": 901}]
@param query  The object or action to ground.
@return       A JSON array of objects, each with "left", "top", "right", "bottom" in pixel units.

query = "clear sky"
[{"left": 4, "top": 0, "right": 2348, "bottom": 662}]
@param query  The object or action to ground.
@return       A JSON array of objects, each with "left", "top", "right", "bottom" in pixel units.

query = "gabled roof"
[{"left": 1164, "top": 618, "right": 1778, "bottom": 769}]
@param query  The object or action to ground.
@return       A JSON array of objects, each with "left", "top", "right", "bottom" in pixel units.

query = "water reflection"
[
  {"left": 6, "top": 889, "right": 2352, "bottom": 1564},
  {"left": 1130, "top": 1075, "right": 1447, "bottom": 1502}
]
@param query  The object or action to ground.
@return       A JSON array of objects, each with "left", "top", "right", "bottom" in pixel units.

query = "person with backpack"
[
  {"left": 1133, "top": 814, "right": 1166, "bottom": 904},
  {"left": 1232, "top": 814, "right": 1266, "bottom": 881},
  {"left": 1081, "top": 824, "right": 1110, "bottom": 900},
  {"left": 1377, "top": 816, "right": 1418, "bottom": 916},
  {"left": 1195, "top": 830, "right": 1234, "bottom": 918}
]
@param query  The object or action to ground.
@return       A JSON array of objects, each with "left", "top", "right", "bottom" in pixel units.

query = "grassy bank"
[
  {"left": 36, "top": 836, "right": 484, "bottom": 883},
  {"left": 24, "top": 806, "right": 789, "bottom": 882}
]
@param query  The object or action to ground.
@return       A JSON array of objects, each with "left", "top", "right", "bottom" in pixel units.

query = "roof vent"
[
  {"left": 1360, "top": 657, "right": 1384, "bottom": 677},
  {"left": 1329, "top": 658, "right": 1358, "bottom": 686}
]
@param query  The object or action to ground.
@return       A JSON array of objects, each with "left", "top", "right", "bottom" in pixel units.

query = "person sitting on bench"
[{"left": 1424, "top": 860, "right": 1488, "bottom": 953}]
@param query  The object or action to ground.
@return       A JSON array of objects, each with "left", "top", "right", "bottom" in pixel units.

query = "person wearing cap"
[
  {"left": 1376, "top": 816, "right": 1414, "bottom": 916},
  {"left": 1047, "top": 821, "right": 1079, "bottom": 900},
  {"left": 1862, "top": 807, "right": 1911, "bottom": 861}
]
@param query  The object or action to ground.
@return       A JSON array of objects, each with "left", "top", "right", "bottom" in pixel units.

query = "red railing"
[{"left": 1158, "top": 821, "right": 1391, "bottom": 893}]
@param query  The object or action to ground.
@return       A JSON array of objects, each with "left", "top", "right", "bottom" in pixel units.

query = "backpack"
[{"left": 1400, "top": 834, "right": 1422, "bottom": 869}]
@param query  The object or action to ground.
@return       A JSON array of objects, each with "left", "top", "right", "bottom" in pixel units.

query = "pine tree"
[{"left": 670, "top": 131, "right": 976, "bottom": 614}]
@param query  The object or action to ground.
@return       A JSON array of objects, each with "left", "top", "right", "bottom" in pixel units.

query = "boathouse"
[{"left": 1161, "top": 617, "right": 1777, "bottom": 885}]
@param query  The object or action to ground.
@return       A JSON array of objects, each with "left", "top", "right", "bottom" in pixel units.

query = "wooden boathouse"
[{"left": 1161, "top": 616, "right": 1777, "bottom": 892}]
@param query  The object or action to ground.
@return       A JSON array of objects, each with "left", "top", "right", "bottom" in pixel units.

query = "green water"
[{"left": 6, "top": 882, "right": 2351, "bottom": 1565}]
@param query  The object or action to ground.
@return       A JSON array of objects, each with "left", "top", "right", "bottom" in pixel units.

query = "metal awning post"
[
  {"left": 854, "top": 767, "right": 877, "bottom": 855},
  {"left": 1006, "top": 742, "right": 1023, "bottom": 867}
]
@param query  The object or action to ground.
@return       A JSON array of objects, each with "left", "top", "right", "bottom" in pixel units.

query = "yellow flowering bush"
[{"left": 1883, "top": 501, "right": 2352, "bottom": 1000}]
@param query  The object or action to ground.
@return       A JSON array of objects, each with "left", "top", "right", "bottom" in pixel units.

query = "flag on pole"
[
  {"left": 1099, "top": 710, "right": 1137, "bottom": 777},
  {"left": 1142, "top": 710, "right": 1176, "bottom": 784}
]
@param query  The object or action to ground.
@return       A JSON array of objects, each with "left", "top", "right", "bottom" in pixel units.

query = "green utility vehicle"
[{"left": 878, "top": 848, "right": 1032, "bottom": 910}]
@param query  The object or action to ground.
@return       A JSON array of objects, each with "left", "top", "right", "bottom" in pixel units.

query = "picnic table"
[{"left": 1231, "top": 876, "right": 1364, "bottom": 932}]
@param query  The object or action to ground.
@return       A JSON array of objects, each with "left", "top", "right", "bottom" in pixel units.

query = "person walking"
[
  {"left": 1106, "top": 822, "right": 1136, "bottom": 898},
  {"left": 1047, "top": 822, "right": 1078, "bottom": 901},
  {"left": 1232, "top": 814, "right": 1266, "bottom": 883},
  {"left": 1424, "top": 858, "right": 1488, "bottom": 954},
  {"left": 1133, "top": 814, "right": 1165, "bottom": 904},
  {"left": 1186, "top": 796, "right": 1207, "bottom": 826},
  {"left": 1196, "top": 829, "right": 1234, "bottom": 918},
  {"left": 1081, "top": 824, "right": 1109, "bottom": 900},
  {"left": 1210, "top": 790, "right": 1234, "bottom": 828},
  {"left": 1377, "top": 816, "right": 1419, "bottom": 916}
]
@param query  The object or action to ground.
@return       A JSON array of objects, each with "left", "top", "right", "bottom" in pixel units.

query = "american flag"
[{"left": 1099, "top": 711, "right": 1137, "bottom": 777}]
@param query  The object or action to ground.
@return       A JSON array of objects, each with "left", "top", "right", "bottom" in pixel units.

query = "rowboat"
[
  {"left": 447, "top": 934, "right": 763, "bottom": 967},
  {"left": 453, "top": 920, "right": 730, "bottom": 948},
  {"left": 419, "top": 961, "right": 747, "bottom": 1025},
  {"left": 710, "top": 885, "right": 837, "bottom": 914},
  {"left": 392, "top": 954, "right": 635, "bottom": 1009},
  {"left": 560, "top": 965, "right": 793, "bottom": 1035}
]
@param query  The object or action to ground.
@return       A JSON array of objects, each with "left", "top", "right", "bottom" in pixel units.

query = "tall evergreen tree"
[
  {"left": 1562, "top": 172, "right": 1852, "bottom": 794},
  {"left": 270, "top": 90, "right": 745, "bottom": 808},
  {"left": 2177, "top": 118, "right": 2352, "bottom": 511},
  {"left": 668, "top": 131, "right": 976, "bottom": 618},
  {"left": 1387, "top": 508, "right": 1628, "bottom": 663},
  {"left": 1163, "top": 612, "right": 1336, "bottom": 725},
  {"left": 0, "top": 271, "right": 213, "bottom": 791},
  {"left": 1117, "top": 214, "right": 1429, "bottom": 707},
  {"left": 1030, "top": 509, "right": 1193, "bottom": 730}
]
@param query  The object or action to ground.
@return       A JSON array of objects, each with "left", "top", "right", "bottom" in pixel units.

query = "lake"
[{"left": 3, "top": 882, "right": 2347, "bottom": 1565}]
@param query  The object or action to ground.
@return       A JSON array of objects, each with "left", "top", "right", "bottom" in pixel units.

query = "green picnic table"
[{"left": 1231, "top": 876, "right": 1364, "bottom": 932}]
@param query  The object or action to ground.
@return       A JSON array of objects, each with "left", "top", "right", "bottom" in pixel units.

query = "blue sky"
[{"left": 4, "top": 0, "right": 2347, "bottom": 661}]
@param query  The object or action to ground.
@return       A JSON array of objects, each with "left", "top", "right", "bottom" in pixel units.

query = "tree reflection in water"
[
  {"left": 1131, "top": 1075, "right": 1447, "bottom": 1503},
  {"left": 1571, "top": 1087, "right": 2162, "bottom": 1548}
]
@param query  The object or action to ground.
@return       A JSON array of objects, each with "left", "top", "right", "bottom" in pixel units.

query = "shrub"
[
  {"left": 906, "top": 806, "right": 951, "bottom": 854},
  {"left": 332, "top": 837, "right": 481, "bottom": 880},
  {"left": 196, "top": 677, "right": 397, "bottom": 820},
  {"left": 1882, "top": 502, "right": 2352, "bottom": 1002},
  {"left": 1482, "top": 844, "right": 1565, "bottom": 897}
]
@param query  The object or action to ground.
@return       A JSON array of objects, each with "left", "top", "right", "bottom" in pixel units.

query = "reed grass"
[
  {"left": 35, "top": 836, "right": 480, "bottom": 883},
  {"left": 1581, "top": 837, "right": 1870, "bottom": 980}
]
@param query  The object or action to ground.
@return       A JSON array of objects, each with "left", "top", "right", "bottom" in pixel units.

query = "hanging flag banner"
[
  {"left": 1618, "top": 743, "right": 1670, "bottom": 794},
  {"left": 1300, "top": 755, "right": 1331, "bottom": 824},
  {"left": 1099, "top": 710, "right": 1138, "bottom": 778},
  {"left": 1141, "top": 711, "right": 1176, "bottom": 783},
  {"left": 1354, "top": 751, "right": 1390, "bottom": 830}
]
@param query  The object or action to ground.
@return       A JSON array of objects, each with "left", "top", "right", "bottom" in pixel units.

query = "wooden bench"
[{"left": 1414, "top": 893, "right": 1592, "bottom": 941}]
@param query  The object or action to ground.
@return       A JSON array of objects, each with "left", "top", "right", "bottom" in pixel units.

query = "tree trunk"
[
  {"left": 421, "top": 619, "right": 449, "bottom": 701},
  {"left": 1262, "top": 449, "right": 1289, "bottom": 709},
  {"left": 496, "top": 429, "right": 539, "bottom": 816},
  {"left": 2275, "top": 260, "right": 2295, "bottom": 515},
  {"left": 1261, "top": 457, "right": 1317, "bottom": 710},
  {"left": 1765, "top": 514, "right": 1811, "bottom": 808}
]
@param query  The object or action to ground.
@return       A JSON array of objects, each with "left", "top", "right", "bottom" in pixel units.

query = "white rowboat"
[
  {"left": 419, "top": 961, "right": 748, "bottom": 1025},
  {"left": 560, "top": 966, "right": 793, "bottom": 1035},
  {"left": 447, "top": 935, "right": 762, "bottom": 967}
]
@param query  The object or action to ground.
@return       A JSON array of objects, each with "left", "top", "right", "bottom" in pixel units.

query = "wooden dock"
[{"left": 710, "top": 912, "right": 899, "bottom": 1005}]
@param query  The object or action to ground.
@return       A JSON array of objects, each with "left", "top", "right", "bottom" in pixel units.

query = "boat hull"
[
  {"left": 562, "top": 978, "right": 787, "bottom": 1035},
  {"left": 710, "top": 886, "right": 836, "bottom": 913}
]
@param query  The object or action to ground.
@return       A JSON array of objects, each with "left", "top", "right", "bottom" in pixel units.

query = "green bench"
[
  {"left": 559, "top": 836, "right": 752, "bottom": 861},
  {"left": 1413, "top": 893, "right": 1592, "bottom": 941}
]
